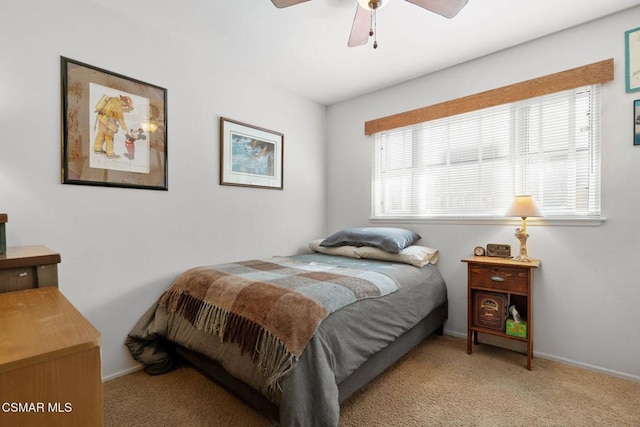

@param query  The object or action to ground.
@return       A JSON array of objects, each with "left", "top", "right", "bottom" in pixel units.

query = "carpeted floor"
[{"left": 104, "top": 335, "right": 640, "bottom": 426}]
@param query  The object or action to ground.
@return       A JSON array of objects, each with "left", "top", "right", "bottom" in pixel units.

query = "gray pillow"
[{"left": 320, "top": 227, "right": 421, "bottom": 254}]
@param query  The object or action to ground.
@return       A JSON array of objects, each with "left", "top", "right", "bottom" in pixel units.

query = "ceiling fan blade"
[
  {"left": 271, "top": 0, "right": 311, "bottom": 8},
  {"left": 348, "top": 4, "right": 371, "bottom": 47},
  {"left": 405, "top": 0, "right": 468, "bottom": 18}
]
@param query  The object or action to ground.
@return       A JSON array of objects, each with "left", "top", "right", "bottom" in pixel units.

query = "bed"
[{"left": 126, "top": 228, "right": 447, "bottom": 427}]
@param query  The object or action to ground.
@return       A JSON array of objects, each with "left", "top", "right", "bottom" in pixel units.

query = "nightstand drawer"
[{"left": 469, "top": 264, "right": 528, "bottom": 293}]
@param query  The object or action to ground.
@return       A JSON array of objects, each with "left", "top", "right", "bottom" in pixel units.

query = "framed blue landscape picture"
[{"left": 219, "top": 117, "right": 284, "bottom": 189}]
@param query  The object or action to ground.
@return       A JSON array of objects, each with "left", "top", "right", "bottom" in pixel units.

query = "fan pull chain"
[
  {"left": 367, "top": 5, "right": 379, "bottom": 49},
  {"left": 373, "top": 7, "right": 378, "bottom": 49},
  {"left": 369, "top": 8, "right": 374, "bottom": 37}
]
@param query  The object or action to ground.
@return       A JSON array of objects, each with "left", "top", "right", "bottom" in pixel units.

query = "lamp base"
[{"left": 514, "top": 228, "right": 532, "bottom": 262}]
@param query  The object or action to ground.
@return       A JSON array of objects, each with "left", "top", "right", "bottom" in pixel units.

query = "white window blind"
[{"left": 372, "top": 85, "right": 601, "bottom": 219}]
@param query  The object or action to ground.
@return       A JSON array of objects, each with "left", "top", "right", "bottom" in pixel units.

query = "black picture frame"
[{"left": 61, "top": 57, "right": 168, "bottom": 190}]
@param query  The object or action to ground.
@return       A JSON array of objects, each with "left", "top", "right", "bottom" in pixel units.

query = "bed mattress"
[{"left": 126, "top": 253, "right": 447, "bottom": 426}]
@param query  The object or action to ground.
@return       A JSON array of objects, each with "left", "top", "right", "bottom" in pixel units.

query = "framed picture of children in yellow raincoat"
[
  {"left": 220, "top": 117, "right": 284, "bottom": 190},
  {"left": 61, "top": 57, "right": 168, "bottom": 190}
]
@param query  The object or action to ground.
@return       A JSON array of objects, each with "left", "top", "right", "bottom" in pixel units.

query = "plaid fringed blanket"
[{"left": 158, "top": 256, "right": 400, "bottom": 391}]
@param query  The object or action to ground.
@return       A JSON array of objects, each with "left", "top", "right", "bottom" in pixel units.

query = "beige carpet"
[{"left": 104, "top": 335, "right": 640, "bottom": 426}]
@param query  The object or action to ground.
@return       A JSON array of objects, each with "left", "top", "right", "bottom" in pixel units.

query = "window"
[{"left": 372, "top": 85, "right": 601, "bottom": 219}]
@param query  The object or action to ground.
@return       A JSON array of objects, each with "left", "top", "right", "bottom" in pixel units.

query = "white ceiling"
[{"left": 97, "top": 0, "right": 639, "bottom": 105}]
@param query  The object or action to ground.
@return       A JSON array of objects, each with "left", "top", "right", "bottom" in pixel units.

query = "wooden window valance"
[{"left": 364, "top": 58, "right": 614, "bottom": 135}]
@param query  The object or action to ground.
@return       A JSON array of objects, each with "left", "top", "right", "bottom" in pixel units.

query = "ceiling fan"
[{"left": 271, "top": 0, "right": 468, "bottom": 49}]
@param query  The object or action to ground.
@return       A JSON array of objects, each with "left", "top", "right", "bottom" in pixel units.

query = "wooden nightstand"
[
  {"left": 0, "top": 245, "right": 61, "bottom": 293},
  {"left": 462, "top": 256, "right": 540, "bottom": 370},
  {"left": 0, "top": 287, "right": 103, "bottom": 426}
]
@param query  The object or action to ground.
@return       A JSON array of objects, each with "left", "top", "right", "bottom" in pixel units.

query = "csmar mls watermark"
[{"left": 2, "top": 402, "right": 73, "bottom": 413}]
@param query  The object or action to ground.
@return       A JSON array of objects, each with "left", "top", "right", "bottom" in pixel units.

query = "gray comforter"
[{"left": 126, "top": 253, "right": 447, "bottom": 427}]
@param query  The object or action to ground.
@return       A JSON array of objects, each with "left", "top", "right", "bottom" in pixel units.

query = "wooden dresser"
[
  {"left": 0, "top": 286, "right": 103, "bottom": 426},
  {"left": 0, "top": 245, "right": 61, "bottom": 293}
]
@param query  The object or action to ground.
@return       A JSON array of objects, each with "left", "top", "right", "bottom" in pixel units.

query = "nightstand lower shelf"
[{"left": 469, "top": 326, "right": 529, "bottom": 343}]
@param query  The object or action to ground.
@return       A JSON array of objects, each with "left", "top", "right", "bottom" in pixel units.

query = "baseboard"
[
  {"left": 102, "top": 364, "right": 143, "bottom": 382},
  {"left": 534, "top": 351, "right": 640, "bottom": 384},
  {"left": 105, "top": 333, "right": 640, "bottom": 385},
  {"left": 443, "top": 329, "right": 468, "bottom": 341},
  {"left": 443, "top": 329, "right": 640, "bottom": 384}
]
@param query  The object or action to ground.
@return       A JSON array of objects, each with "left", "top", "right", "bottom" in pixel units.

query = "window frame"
[{"left": 367, "top": 61, "right": 613, "bottom": 226}]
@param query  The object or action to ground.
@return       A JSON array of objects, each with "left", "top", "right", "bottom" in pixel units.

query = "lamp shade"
[{"left": 505, "top": 195, "right": 543, "bottom": 218}]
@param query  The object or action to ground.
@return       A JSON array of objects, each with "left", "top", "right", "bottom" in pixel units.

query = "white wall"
[
  {"left": 3, "top": 0, "right": 639, "bottom": 384},
  {"left": 327, "top": 7, "right": 640, "bottom": 381},
  {"left": 0, "top": 1, "right": 327, "bottom": 379}
]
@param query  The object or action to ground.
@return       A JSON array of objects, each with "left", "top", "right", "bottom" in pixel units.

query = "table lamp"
[{"left": 505, "top": 195, "right": 542, "bottom": 262}]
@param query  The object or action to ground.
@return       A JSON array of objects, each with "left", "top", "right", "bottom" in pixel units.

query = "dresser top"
[
  {"left": 0, "top": 245, "right": 61, "bottom": 270},
  {"left": 0, "top": 287, "right": 101, "bottom": 373}
]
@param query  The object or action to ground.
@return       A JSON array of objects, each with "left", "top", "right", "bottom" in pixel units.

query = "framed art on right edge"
[{"left": 625, "top": 26, "right": 640, "bottom": 93}]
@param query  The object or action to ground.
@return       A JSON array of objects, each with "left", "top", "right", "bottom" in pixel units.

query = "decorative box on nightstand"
[{"left": 473, "top": 291, "right": 507, "bottom": 331}]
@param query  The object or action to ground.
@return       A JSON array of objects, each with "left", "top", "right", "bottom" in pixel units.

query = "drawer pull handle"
[
  {"left": 490, "top": 276, "right": 505, "bottom": 282},
  {"left": 18, "top": 272, "right": 29, "bottom": 278}
]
